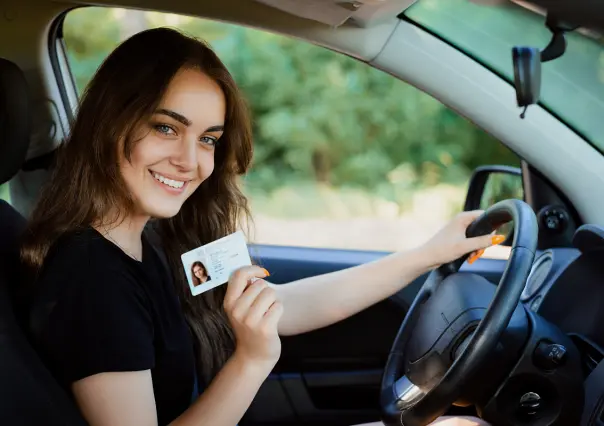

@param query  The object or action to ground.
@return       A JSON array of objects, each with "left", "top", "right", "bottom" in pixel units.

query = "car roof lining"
[{"left": 249, "top": 0, "right": 416, "bottom": 28}]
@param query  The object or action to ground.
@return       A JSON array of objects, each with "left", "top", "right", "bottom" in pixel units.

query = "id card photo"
[{"left": 181, "top": 231, "right": 252, "bottom": 296}]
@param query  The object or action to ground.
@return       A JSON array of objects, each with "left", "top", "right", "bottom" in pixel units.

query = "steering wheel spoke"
[{"left": 394, "top": 375, "right": 426, "bottom": 410}]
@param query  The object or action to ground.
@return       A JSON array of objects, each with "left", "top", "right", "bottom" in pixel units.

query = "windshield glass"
[{"left": 405, "top": 0, "right": 604, "bottom": 152}]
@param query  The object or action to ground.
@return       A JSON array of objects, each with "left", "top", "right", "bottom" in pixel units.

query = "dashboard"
[
  {"left": 518, "top": 225, "right": 604, "bottom": 425},
  {"left": 521, "top": 227, "right": 604, "bottom": 354}
]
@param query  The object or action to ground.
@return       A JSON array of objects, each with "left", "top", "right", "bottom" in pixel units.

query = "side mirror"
[{"left": 464, "top": 165, "right": 524, "bottom": 245}]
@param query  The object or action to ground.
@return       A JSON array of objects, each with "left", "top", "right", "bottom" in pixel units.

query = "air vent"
[
  {"left": 569, "top": 334, "right": 604, "bottom": 378},
  {"left": 521, "top": 252, "right": 553, "bottom": 301}
]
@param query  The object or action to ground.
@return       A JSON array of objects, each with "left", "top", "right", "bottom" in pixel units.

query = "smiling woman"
[
  {"left": 120, "top": 69, "right": 225, "bottom": 219},
  {"left": 22, "top": 27, "right": 257, "bottom": 426}
]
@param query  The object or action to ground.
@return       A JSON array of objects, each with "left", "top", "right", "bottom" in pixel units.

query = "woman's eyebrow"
[
  {"left": 155, "top": 108, "right": 192, "bottom": 126},
  {"left": 155, "top": 109, "right": 224, "bottom": 133},
  {"left": 206, "top": 125, "right": 224, "bottom": 133}
]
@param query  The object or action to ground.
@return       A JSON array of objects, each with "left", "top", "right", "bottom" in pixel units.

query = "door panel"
[{"left": 242, "top": 245, "right": 507, "bottom": 426}]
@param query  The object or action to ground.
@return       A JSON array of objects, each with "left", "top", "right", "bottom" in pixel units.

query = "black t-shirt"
[{"left": 29, "top": 227, "right": 197, "bottom": 425}]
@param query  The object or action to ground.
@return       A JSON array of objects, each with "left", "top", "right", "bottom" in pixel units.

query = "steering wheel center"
[{"left": 405, "top": 274, "right": 494, "bottom": 387}]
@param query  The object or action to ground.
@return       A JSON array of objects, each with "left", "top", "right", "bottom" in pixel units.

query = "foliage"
[
  {"left": 0, "top": 184, "right": 9, "bottom": 203},
  {"left": 63, "top": 6, "right": 520, "bottom": 216}
]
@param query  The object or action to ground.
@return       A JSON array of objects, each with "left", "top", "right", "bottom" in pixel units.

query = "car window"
[
  {"left": 0, "top": 184, "right": 9, "bottom": 204},
  {"left": 61, "top": 7, "right": 520, "bottom": 256},
  {"left": 405, "top": 0, "right": 604, "bottom": 153}
]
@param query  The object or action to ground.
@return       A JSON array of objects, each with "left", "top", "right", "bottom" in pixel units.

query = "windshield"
[{"left": 405, "top": 0, "right": 604, "bottom": 153}]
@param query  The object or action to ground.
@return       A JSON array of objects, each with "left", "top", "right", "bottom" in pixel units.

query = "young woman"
[
  {"left": 22, "top": 28, "right": 499, "bottom": 426},
  {"left": 191, "top": 261, "right": 211, "bottom": 286}
]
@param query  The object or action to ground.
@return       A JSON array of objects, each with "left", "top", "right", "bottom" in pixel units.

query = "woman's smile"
[{"left": 149, "top": 170, "right": 191, "bottom": 194}]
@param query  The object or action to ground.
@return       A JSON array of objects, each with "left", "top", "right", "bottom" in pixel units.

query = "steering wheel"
[{"left": 380, "top": 199, "right": 538, "bottom": 426}]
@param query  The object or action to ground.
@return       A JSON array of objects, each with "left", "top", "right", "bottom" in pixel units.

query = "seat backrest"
[
  {"left": 0, "top": 201, "right": 87, "bottom": 425},
  {"left": 0, "top": 59, "right": 87, "bottom": 425}
]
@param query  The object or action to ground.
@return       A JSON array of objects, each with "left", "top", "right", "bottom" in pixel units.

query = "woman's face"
[
  {"left": 193, "top": 264, "right": 207, "bottom": 282},
  {"left": 120, "top": 68, "right": 226, "bottom": 219}
]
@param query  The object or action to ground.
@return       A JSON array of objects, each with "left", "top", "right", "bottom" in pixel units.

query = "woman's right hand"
[{"left": 223, "top": 266, "right": 283, "bottom": 370}]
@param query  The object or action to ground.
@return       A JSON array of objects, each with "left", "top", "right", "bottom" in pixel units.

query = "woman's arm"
[
  {"left": 72, "top": 356, "right": 271, "bottom": 426},
  {"left": 72, "top": 371, "right": 157, "bottom": 426},
  {"left": 171, "top": 353, "right": 271, "bottom": 426},
  {"left": 273, "top": 211, "right": 502, "bottom": 336},
  {"left": 273, "top": 246, "right": 431, "bottom": 336},
  {"left": 71, "top": 266, "right": 280, "bottom": 426}
]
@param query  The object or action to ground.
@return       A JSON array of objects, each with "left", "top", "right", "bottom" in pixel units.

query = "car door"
[{"left": 242, "top": 246, "right": 508, "bottom": 426}]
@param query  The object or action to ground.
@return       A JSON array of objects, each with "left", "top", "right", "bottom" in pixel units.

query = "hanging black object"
[
  {"left": 511, "top": 14, "right": 578, "bottom": 119},
  {"left": 512, "top": 46, "right": 541, "bottom": 117}
]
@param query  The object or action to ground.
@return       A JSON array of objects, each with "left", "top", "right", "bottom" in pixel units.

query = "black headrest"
[{"left": 0, "top": 58, "right": 30, "bottom": 185}]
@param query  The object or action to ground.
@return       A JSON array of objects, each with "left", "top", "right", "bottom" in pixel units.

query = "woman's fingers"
[
  {"left": 261, "top": 301, "right": 284, "bottom": 332},
  {"left": 230, "top": 279, "right": 269, "bottom": 321},
  {"left": 246, "top": 286, "right": 278, "bottom": 325},
  {"left": 465, "top": 233, "right": 502, "bottom": 252},
  {"left": 467, "top": 234, "right": 506, "bottom": 264},
  {"left": 467, "top": 248, "right": 486, "bottom": 264},
  {"left": 223, "top": 265, "right": 269, "bottom": 311},
  {"left": 457, "top": 210, "right": 484, "bottom": 227}
]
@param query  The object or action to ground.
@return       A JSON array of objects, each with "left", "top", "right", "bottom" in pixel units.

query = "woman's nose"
[{"left": 171, "top": 137, "right": 197, "bottom": 170}]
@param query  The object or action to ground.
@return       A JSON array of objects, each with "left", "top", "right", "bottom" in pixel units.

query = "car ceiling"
[{"left": 249, "top": 0, "right": 604, "bottom": 36}]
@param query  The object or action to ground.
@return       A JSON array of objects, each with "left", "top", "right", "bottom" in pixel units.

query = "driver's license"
[{"left": 180, "top": 231, "right": 252, "bottom": 296}]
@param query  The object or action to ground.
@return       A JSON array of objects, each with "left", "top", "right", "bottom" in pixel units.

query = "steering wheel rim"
[{"left": 380, "top": 199, "right": 538, "bottom": 426}]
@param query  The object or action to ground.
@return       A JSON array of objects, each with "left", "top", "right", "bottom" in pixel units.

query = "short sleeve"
[{"left": 40, "top": 267, "right": 155, "bottom": 383}]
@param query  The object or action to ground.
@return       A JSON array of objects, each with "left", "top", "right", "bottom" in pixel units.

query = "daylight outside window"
[{"left": 62, "top": 7, "right": 520, "bottom": 256}]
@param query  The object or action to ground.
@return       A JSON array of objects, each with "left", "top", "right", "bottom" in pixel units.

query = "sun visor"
[{"left": 253, "top": 0, "right": 417, "bottom": 28}]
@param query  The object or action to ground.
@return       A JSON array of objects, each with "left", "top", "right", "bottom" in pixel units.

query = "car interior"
[{"left": 1, "top": 0, "right": 604, "bottom": 425}]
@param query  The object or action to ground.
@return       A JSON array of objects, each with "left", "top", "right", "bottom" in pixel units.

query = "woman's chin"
[{"left": 144, "top": 203, "right": 183, "bottom": 220}]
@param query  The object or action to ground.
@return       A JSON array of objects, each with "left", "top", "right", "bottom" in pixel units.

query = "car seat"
[{"left": 0, "top": 57, "right": 87, "bottom": 425}]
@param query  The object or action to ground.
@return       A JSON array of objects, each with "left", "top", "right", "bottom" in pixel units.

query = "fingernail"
[
  {"left": 468, "top": 249, "right": 485, "bottom": 264},
  {"left": 261, "top": 268, "right": 270, "bottom": 277},
  {"left": 491, "top": 235, "right": 506, "bottom": 245}
]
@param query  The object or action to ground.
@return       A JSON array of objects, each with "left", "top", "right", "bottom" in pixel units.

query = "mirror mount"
[
  {"left": 512, "top": 14, "right": 578, "bottom": 118},
  {"left": 540, "top": 14, "right": 577, "bottom": 63}
]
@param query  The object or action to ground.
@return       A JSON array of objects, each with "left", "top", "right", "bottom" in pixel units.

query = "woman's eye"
[
  {"left": 154, "top": 124, "right": 175, "bottom": 135},
  {"left": 200, "top": 136, "right": 218, "bottom": 146}
]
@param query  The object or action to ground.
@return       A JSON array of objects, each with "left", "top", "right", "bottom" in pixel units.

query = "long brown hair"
[{"left": 21, "top": 27, "right": 253, "bottom": 383}]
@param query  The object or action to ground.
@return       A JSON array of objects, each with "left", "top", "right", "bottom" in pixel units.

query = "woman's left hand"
[{"left": 420, "top": 210, "right": 505, "bottom": 269}]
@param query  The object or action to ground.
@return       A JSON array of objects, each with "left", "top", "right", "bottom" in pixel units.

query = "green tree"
[{"left": 63, "top": 7, "right": 519, "bottom": 211}]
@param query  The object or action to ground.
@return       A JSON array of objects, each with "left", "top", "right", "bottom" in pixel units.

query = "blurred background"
[{"left": 2, "top": 1, "right": 524, "bottom": 254}]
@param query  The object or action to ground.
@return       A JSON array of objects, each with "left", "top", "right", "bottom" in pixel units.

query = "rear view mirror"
[
  {"left": 512, "top": 47, "right": 541, "bottom": 115},
  {"left": 511, "top": 13, "right": 577, "bottom": 118},
  {"left": 464, "top": 165, "right": 524, "bottom": 244}
]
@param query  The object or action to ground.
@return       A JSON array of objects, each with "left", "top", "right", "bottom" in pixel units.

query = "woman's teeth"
[{"left": 152, "top": 172, "right": 185, "bottom": 189}]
